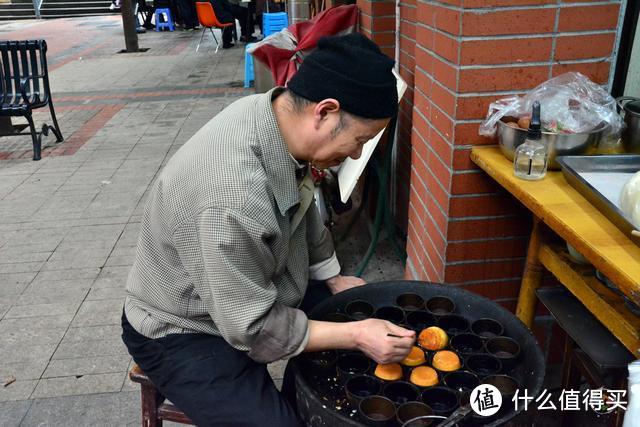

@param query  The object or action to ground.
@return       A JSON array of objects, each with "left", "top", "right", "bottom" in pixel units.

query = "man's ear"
[{"left": 313, "top": 99, "right": 341, "bottom": 128}]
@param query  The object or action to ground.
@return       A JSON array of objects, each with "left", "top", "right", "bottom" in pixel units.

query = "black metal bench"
[{"left": 0, "top": 39, "right": 63, "bottom": 161}]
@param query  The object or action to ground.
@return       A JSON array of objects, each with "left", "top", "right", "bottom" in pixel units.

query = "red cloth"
[{"left": 251, "top": 5, "right": 358, "bottom": 86}]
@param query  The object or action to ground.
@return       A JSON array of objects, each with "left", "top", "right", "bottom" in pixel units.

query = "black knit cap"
[{"left": 287, "top": 33, "right": 398, "bottom": 119}]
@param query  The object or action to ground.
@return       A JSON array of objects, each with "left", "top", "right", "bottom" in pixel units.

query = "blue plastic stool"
[
  {"left": 154, "top": 8, "right": 174, "bottom": 32},
  {"left": 263, "top": 12, "right": 288, "bottom": 37},
  {"left": 244, "top": 43, "right": 255, "bottom": 88}
]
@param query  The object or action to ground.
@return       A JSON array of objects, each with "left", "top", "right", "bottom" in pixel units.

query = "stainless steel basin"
[{"left": 497, "top": 118, "right": 609, "bottom": 169}]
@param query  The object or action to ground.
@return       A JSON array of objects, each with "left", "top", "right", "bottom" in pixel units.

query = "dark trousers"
[
  {"left": 211, "top": 0, "right": 235, "bottom": 45},
  {"left": 122, "top": 281, "right": 332, "bottom": 426},
  {"left": 229, "top": 4, "right": 247, "bottom": 36},
  {"left": 176, "top": 0, "right": 198, "bottom": 27},
  {"left": 221, "top": 27, "right": 233, "bottom": 46}
]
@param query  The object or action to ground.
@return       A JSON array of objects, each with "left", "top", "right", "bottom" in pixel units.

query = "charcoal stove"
[{"left": 290, "top": 281, "right": 545, "bottom": 426}]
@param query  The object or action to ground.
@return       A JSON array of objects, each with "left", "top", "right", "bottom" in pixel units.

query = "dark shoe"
[
  {"left": 136, "top": 27, "right": 146, "bottom": 34},
  {"left": 222, "top": 43, "right": 234, "bottom": 49},
  {"left": 241, "top": 35, "right": 257, "bottom": 43}
]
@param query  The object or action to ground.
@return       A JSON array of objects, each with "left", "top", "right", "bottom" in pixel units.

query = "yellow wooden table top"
[{"left": 470, "top": 146, "right": 640, "bottom": 302}]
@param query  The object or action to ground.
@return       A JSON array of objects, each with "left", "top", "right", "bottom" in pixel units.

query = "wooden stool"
[
  {"left": 537, "top": 287, "right": 633, "bottom": 427},
  {"left": 129, "top": 364, "right": 194, "bottom": 426},
  {"left": 562, "top": 339, "right": 627, "bottom": 426}
]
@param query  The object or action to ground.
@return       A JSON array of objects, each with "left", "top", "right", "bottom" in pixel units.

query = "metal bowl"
[{"left": 497, "top": 118, "right": 609, "bottom": 170}]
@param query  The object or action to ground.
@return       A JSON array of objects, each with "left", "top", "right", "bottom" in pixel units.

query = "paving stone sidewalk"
[{"left": 0, "top": 16, "right": 404, "bottom": 426}]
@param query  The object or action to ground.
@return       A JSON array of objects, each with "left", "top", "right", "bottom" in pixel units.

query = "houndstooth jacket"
[{"left": 124, "top": 88, "right": 340, "bottom": 363}]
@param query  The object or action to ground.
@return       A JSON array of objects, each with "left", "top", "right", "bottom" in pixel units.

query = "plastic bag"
[
  {"left": 479, "top": 72, "right": 624, "bottom": 138},
  {"left": 247, "top": 5, "right": 358, "bottom": 86}
]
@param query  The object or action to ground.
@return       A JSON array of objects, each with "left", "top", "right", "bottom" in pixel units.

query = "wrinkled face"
[{"left": 311, "top": 113, "right": 389, "bottom": 170}]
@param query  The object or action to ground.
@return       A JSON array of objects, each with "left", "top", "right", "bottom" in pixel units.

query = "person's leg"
[
  {"left": 222, "top": 27, "right": 234, "bottom": 47},
  {"left": 252, "top": 0, "right": 264, "bottom": 34},
  {"left": 211, "top": 0, "right": 235, "bottom": 44},
  {"left": 121, "top": 313, "right": 302, "bottom": 427},
  {"left": 175, "top": 0, "right": 197, "bottom": 28},
  {"left": 246, "top": 1, "right": 256, "bottom": 38},
  {"left": 234, "top": 5, "right": 248, "bottom": 39},
  {"left": 186, "top": 0, "right": 199, "bottom": 27},
  {"left": 169, "top": 0, "right": 182, "bottom": 26}
]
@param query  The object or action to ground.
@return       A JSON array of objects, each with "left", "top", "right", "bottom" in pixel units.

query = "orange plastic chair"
[{"left": 195, "top": 2, "right": 235, "bottom": 53}]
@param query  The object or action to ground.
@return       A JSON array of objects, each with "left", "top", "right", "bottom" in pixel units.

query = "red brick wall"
[
  {"left": 358, "top": 0, "right": 623, "bottom": 309},
  {"left": 357, "top": 0, "right": 397, "bottom": 58},
  {"left": 396, "top": 0, "right": 417, "bottom": 231}
]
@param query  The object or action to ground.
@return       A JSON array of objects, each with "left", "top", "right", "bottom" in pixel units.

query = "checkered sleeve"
[
  {"left": 173, "top": 207, "right": 309, "bottom": 363},
  {"left": 305, "top": 196, "right": 340, "bottom": 281}
]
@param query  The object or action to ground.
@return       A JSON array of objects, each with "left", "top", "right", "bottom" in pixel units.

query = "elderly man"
[{"left": 121, "top": 34, "right": 415, "bottom": 426}]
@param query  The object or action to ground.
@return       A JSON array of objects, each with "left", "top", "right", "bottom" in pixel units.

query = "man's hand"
[
  {"left": 305, "top": 319, "right": 415, "bottom": 362},
  {"left": 354, "top": 319, "right": 415, "bottom": 364},
  {"left": 326, "top": 275, "right": 366, "bottom": 294}
]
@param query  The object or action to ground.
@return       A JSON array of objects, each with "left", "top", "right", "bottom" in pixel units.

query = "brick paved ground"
[{"left": 0, "top": 16, "right": 404, "bottom": 426}]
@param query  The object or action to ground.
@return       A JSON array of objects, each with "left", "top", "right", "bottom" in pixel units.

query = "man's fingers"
[
  {"left": 387, "top": 323, "right": 416, "bottom": 338},
  {"left": 388, "top": 347, "right": 414, "bottom": 362},
  {"left": 391, "top": 338, "right": 415, "bottom": 350},
  {"left": 383, "top": 331, "right": 414, "bottom": 350}
]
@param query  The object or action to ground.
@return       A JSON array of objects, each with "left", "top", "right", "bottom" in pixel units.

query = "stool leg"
[
  {"left": 611, "top": 375, "right": 627, "bottom": 427},
  {"left": 560, "top": 335, "right": 580, "bottom": 427},
  {"left": 561, "top": 335, "right": 581, "bottom": 392},
  {"left": 140, "top": 383, "right": 163, "bottom": 427}
]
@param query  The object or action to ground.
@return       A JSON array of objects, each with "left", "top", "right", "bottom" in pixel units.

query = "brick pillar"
[
  {"left": 357, "top": 0, "right": 397, "bottom": 58},
  {"left": 402, "top": 0, "right": 623, "bottom": 310},
  {"left": 395, "top": 0, "right": 417, "bottom": 231}
]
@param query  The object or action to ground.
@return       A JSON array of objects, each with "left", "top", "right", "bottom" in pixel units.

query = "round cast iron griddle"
[{"left": 291, "top": 281, "right": 545, "bottom": 427}]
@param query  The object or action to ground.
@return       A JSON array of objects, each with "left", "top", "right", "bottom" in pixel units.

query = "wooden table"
[{"left": 471, "top": 146, "right": 640, "bottom": 358}]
